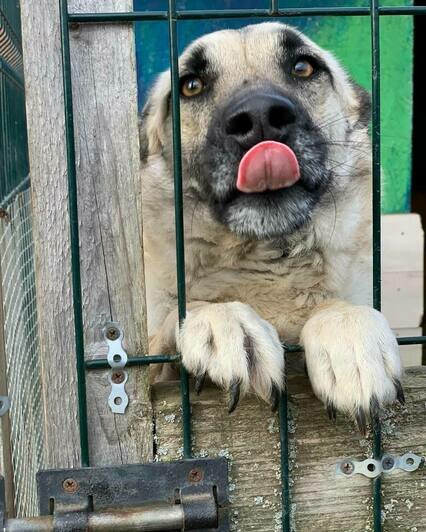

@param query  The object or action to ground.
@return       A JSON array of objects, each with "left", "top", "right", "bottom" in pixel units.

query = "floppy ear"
[{"left": 139, "top": 71, "right": 170, "bottom": 160}]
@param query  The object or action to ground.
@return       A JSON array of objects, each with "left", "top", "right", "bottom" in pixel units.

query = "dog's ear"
[
  {"left": 351, "top": 81, "right": 371, "bottom": 129},
  {"left": 139, "top": 71, "right": 170, "bottom": 161}
]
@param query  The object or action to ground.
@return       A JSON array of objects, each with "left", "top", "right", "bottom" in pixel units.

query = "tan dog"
[{"left": 140, "top": 22, "right": 403, "bottom": 433}]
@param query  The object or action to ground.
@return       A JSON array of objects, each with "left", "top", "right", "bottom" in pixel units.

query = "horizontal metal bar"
[
  {"left": 4, "top": 504, "right": 185, "bottom": 531},
  {"left": 68, "top": 6, "right": 426, "bottom": 23},
  {"left": 397, "top": 336, "right": 426, "bottom": 345},
  {"left": 85, "top": 354, "right": 180, "bottom": 369}
]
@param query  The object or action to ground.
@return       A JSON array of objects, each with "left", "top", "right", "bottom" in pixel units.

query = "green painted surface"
[{"left": 135, "top": 0, "right": 413, "bottom": 213}]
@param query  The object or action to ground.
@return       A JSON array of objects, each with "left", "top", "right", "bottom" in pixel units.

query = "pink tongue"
[{"left": 237, "top": 140, "right": 300, "bottom": 193}]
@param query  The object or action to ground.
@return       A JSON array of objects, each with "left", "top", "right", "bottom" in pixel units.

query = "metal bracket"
[
  {"left": 0, "top": 458, "right": 228, "bottom": 531},
  {"left": 103, "top": 323, "right": 129, "bottom": 414},
  {"left": 0, "top": 396, "right": 10, "bottom": 417},
  {"left": 338, "top": 452, "right": 424, "bottom": 478}
]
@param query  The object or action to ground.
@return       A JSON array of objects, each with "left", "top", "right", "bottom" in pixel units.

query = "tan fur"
[{"left": 140, "top": 23, "right": 401, "bottom": 422}]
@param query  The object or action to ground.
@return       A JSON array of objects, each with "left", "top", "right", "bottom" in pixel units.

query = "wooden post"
[{"left": 20, "top": 0, "right": 151, "bottom": 469}]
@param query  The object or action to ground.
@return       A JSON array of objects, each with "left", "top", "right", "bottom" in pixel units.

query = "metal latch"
[
  {"left": 0, "top": 458, "right": 229, "bottom": 531},
  {"left": 338, "top": 452, "right": 424, "bottom": 478}
]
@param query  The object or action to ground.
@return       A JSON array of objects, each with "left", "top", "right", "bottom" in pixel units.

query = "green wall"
[{"left": 135, "top": 0, "right": 413, "bottom": 213}]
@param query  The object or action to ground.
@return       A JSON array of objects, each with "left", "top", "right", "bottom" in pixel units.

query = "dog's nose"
[{"left": 224, "top": 93, "right": 297, "bottom": 150}]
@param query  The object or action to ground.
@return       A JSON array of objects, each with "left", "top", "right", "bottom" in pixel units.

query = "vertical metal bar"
[
  {"left": 59, "top": 0, "right": 90, "bottom": 467},
  {"left": 278, "top": 387, "right": 291, "bottom": 532},
  {"left": 370, "top": 1, "right": 382, "bottom": 530},
  {"left": 270, "top": 0, "right": 279, "bottom": 15},
  {"left": 167, "top": 0, "right": 192, "bottom": 458}
]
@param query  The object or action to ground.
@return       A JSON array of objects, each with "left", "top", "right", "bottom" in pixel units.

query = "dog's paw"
[
  {"left": 301, "top": 302, "right": 403, "bottom": 434},
  {"left": 177, "top": 302, "right": 284, "bottom": 411}
]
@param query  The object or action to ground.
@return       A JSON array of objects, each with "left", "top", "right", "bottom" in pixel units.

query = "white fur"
[{"left": 301, "top": 301, "right": 402, "bottom": 413}]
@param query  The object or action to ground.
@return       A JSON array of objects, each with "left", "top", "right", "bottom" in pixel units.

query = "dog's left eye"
[
  {"left": 180, "top": 76, "right": 205, "bottom": 97},
  {"left": 292, "top": 59, "right": 315, "bottom": 78}
]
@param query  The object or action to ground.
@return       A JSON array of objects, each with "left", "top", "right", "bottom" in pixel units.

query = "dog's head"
[{"left": 140, "top": 22, "right": 371, "bottom": 240}]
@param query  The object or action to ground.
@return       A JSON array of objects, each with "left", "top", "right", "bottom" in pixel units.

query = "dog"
[{"left": 139, "top": 22, "right": 403, "bottom": 433}]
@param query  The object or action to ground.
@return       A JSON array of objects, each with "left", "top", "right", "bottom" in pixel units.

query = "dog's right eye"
[{"left": 180, "top": 76, "right": 205, "bottom": 97}]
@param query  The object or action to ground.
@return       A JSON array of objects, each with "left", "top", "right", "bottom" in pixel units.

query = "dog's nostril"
[
  {"left": 226, "top": 112, "right": 253, "bottom": 136},
  {"left": 269, "top": 105, "right": 296, "bottom": 130}
]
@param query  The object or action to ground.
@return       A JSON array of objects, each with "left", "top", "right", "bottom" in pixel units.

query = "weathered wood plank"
[
  {"left": 153, "top": 365, "right": 425, "bottom": 531},
  {"left": 69, "top": 0, "right": 152, "bottom": 466},
  {"left": 20, "top": 0, "right": 152, "bottom": 470}
]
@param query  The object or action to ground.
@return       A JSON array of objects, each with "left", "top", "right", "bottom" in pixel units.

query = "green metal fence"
[{"left": 58, "top": 2, "right": 426, "bottom": 531}]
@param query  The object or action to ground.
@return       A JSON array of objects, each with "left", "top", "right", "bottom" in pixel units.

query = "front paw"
[
  {"left": 301, "top": 302, "right": 404, "bottom": 434},
  {"left": 177, "top": 302, "right": 284, "bottom": 412}
]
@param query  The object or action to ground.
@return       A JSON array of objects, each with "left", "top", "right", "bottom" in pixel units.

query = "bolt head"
[
  {"left": 62, "top": 478, "right": 79, "bottom": 493},
  {"left": 340, "top": 461, "right": 354, "bottom": 475},
  {"left": 106, "top": 326, "right": 120, "bottom": 341},
  {"left": 188, "top": 468, "right": 203, "bottom": 483},
  {"left": 382, "top": 456, "right": 395, "bottom": 471},
  {"left": 111, "top": 371, "right": 125, "bottom": 384}
]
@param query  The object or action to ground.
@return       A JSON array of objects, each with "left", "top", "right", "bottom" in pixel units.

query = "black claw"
[
  {"left": 270, "top": 385, "right": 281, "bottom": 412},
  {"left": 369, "top": 396, "right": 381, "bottom": 431},
  {"left": 355, "top": 408, "right": 367, "bottom": 437},
  {"left": 394, "top": 379, "right": 405, "bottom": 405},
  {"left": 326, "top": 400, "right": 337, "bottom": 422},
  {"left": 228, "top": 379, "right": 241, "bottom": 413},
  {"left": 194, "top": 374, "right": 206, "bottom": 395}
]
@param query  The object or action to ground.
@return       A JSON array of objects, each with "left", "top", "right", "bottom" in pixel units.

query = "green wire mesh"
[{"left": 0, "top": 188, "right": 44, "bottom": 517}]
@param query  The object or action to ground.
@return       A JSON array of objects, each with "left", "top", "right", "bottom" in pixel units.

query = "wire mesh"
[{"left": 0, "top": 187, "right": 44, "bottom": 517}]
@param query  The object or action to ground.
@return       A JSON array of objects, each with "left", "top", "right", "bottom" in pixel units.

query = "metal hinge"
[
  {"left": 338, "top": 452, "right": 424, "bottom": 478},
  {"left": 0, "top": 458, "right": 229, "bottom": 531}
]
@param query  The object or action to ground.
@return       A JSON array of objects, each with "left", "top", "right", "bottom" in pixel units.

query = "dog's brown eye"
[
  {"left": 292, "top": 60, "right": 314, "bottom": 78},
  {"left": 181, "top": 76, "right": 205, "bottom": 97}
]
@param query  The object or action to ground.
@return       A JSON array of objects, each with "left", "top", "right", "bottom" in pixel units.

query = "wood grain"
[
  {"left": 153, "top": 365, "right": 425, "bottom": 532},
  {"left": 20, "top": 0, "right": 152, "bottom": 472}
]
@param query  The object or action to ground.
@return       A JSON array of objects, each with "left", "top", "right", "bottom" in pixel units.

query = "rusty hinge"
[{"left": 0, "top": 458, "right": 229, "bottom": 531}]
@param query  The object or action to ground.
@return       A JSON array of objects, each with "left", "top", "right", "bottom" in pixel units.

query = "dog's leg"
[
  {"left": 150, "top": 301, "right": 284, "bottom": 411},
  {"left": 301, "top": 300, "right": 404, "bottom": 434}
]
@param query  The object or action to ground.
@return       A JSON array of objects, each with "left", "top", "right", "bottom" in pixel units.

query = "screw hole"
[
  {"left": 114, "top": 397, "right": 122, "bottom": 406},
  {"left": 406, "top": 457, "right": 414, "bottom": 466},
  {"left": 367, "top": 463, "right": 376, "bottom": 472},
  {"left": 113, "top": 354, "right": 121, "bottom": 363}
]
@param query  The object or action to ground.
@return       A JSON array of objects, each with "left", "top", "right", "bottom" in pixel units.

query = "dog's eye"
[
  {"left": 181, "top": 76, "right": 205, "bottom": 97},
  {"left": 292, "top": 60, "right": 314, "bottom": 78}
]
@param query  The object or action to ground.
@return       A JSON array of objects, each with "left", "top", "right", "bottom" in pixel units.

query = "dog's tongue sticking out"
[{"left": 237, "top": 140, "right": 300, "bottom": 193}]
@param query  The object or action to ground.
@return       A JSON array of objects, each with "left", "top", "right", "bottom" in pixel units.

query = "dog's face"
[{"left": 141, "top": 23, "right": 370, "bottom": 240}]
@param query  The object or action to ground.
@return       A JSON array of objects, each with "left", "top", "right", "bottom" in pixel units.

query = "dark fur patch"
[
  {"left": 351, "top": 81, "right": 371, "bottom": 128},
  {"left": 183, "top": 44, "right": 208, "bottom": 76}
]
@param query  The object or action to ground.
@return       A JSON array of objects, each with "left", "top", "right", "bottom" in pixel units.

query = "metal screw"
[
  {"left": 106, "top": 326, "right": 120, "bottom": 341},
  {"left": 382, "top": 456, "right": 395, "bottom": 471},
  {"left": 340, "top": 461, "right": 354, "bottom": 475},
  {"left": 188, "top": 468, "right": 203, "bottom": 483},
  {"left": 111, "top": 371, "right": 125, "bottom": 384},
  {"left": 62, "top": 478, "right": 79, "bottom": 493}
]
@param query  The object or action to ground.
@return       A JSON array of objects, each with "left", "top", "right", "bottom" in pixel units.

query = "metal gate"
[{"left": 1, "top": 1, "right": 425, "bottom": 531}]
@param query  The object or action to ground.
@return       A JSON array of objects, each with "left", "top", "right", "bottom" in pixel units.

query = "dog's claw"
[
  {"left": 355, "top": 407, "right": 367, "bottom": 436},
  {"left": 228, "top": 379, "right": 241, "bottom": 413},
  {"left": 194, "top": 374, "right": 206, "bottom": 395},
  {"left": 270, "top": 385, "right": 281, "bottom": 412},
  {"left": 326, "top": 400, "right": 336, "bottom": 422},
  {"left": 394, "top": 379, "right": 405, "bottom": 405}
]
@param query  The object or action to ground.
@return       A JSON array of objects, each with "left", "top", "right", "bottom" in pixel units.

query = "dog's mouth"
[{"left": 236, "top": 140, "right": 300, "bottom": 194}]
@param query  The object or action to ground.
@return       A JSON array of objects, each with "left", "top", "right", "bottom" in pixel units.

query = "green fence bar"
[
  {"left": 279, "top": 386, "right": 291, "bottom": 532},
  {"left": 68, "top": 6, "right": 426, "bottom": 24},
  {"left": 370, "top": 0, "right": 382, "bottom": 530},
  {"left": 59, "top": 0, "right": 90, "bottom": 468},
  {"left": 167, "top": 0, "right": 192, "bottom": 459}
]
